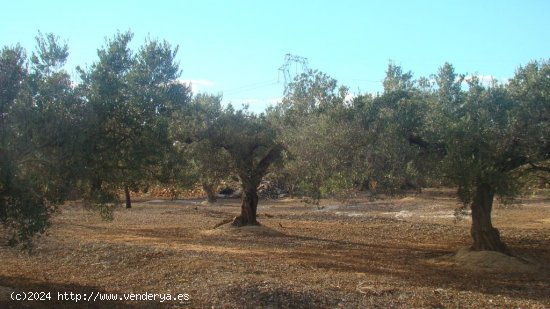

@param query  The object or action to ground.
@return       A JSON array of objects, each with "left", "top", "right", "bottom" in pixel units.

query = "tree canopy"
[
  {"left": 0, "top": 33, "right": 78, "bottom": 247},
  {"left": 269, "top": 61, "right": 550, "bottom": 254},
  {"left": 178, "top": 102, "right": 282, "bottom": 225},
  {"left": 76, "top": 31, "right": 191, "bottom": 208}
]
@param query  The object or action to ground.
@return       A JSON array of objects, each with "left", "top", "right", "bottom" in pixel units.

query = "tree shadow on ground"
[
  {"left": 283, "top": 235, "right": 550, "bottom": 304},
  {"left": 198, "top": 226, "right": 550, "bottom": 304},
  {"left": 224, "top": 284, "right": 340, "bottom": 309}
]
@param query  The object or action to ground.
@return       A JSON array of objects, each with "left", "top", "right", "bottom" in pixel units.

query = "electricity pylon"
[{"left": 278, "top": 53, "right": 309, "bottom": 90}]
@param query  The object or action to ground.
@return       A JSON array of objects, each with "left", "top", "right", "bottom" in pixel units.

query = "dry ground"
[{"left": 0, "top": 189, "right": 549, "bottom": 308}]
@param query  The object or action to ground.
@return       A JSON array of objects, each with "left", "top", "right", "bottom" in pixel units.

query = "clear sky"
[{"left": 2, "top": 0, "right": 549, "bottom": 113}]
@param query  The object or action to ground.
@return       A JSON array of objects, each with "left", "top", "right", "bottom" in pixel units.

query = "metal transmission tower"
[{"left": 278, "top": 53, "right": 309, "bottom": 89}]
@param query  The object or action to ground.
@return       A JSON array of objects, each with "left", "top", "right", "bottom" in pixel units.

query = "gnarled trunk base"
[
  {"left": 470, "top": 183, "right": 510, "bottom": 255},
  {"left": 471, "top": 225, "right": 508, "bottom": 253},
  {"left": 232, "top": 187, "right": 259, "bottom": 226}
]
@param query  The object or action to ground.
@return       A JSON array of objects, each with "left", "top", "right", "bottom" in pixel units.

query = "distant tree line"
[{"left": 1, "top": 32, "right": 549, "bottom": 254}]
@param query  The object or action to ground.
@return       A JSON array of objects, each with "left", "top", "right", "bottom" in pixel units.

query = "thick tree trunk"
[
  {"left": 232, "top": 185, "right": 259, "bottom": 226},
  {"left": 202, "top": 182, "right": 217, "bottom": 203},
  {"left": 124, "top": 185, "right": 132, "bottom": 209},
  {"left": 230, "top": 144, "right": 282, "bottom": 227},
  {"left": 470, "top": 183, "right": 510, "bottom": 254}
]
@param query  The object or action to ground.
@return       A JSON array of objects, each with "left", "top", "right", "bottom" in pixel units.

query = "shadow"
[
  {"left": 63, "top": 203, "right": 549, "bottom": 305},
  {"left": 288, "top": 233, "right": 550, "bottom": 303},
  {"left": 401, "top": 250, "right": 550, "bottom": 303},
  {"left": 224, "top": 284, "right": 340, "bottom": 309},
  {"left": 0, "top": 276, "right": 182, "bottom": 309},
  {"left": 26, "top": 192, "right": 549, "bottom": 306},
  {"left": 194, "top": 220, "right": 550, "bottom": 304}
]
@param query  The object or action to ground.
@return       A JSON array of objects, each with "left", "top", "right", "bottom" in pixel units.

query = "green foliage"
[
  {"left": 211, "top": 107, "right": 280, "bottom": 180},
  {"left": 431, "top": 61, "right": 550, "bottom": 205},
  {"left": 82, "top": 189, "right": 117, "bottom": 221},
  {"left": 358, "top": 75, "right": 430, "bottom": 192},
  {"left": 271, "top": 65, "right": 431, "bottom": 201},
  {"left": 1, "top": 31, "right": 193, "bottom": 246},
  {"left": 0, "top": 33, "right": 78, "bottom": 248},
  {"left": 269, "top": 70, "right": 363, "bottom": 201},
  {"left": 0, "top": 159, "right": 53, "bottom": 248},
  {"left": 383, "top": 61, "right": 414, "bottom": 93},
  {"left": 76, "top": 31, "right": 191, "bottom": 204},
  {"left": 275, "top": 69, "right": 349, "bottom": 124},
  {"left": 174, "top": 94, "right": 282, "bottom": 225},
  {"left": 190, "top": 94, "right": 232, "bottom": 188},
  {"left": 2, "top": 31, "right": 549, "bottom": 247},
  {"left": 178, "top": 96, "right": 282, "bottom": 192},
  {"left": 30, "top": 31, "right": 69, "bottom": 74},
  {"left": 170, "top": 93, "right": 232, "bottom": 193}
]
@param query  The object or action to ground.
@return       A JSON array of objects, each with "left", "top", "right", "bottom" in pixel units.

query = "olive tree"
[
  {"left": 77, "top": 31, "right": 190, "bottom": 208},
  {"left": 170, "top": 93, "right": 233, "bottom": 203},
  {"left": 180, "top": 102, "right": 282, "bottom": 226},
  {"left": 0, "top": 33, "right": 79, "bottom": 247},
  {"left": 411, "top": 61, "right": 550, "bottom": 254},
  {"left": 268, "top": 70, "right": 364, "bottom": 201}
]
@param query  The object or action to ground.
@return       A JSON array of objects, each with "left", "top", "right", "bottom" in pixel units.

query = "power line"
[{"left": 220, "top": 53, "right": 310, "bottom": 98}]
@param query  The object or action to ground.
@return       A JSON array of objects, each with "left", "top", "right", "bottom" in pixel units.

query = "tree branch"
[
  {"left": 408, "top": 134, "right": 429, "bottom": 148},
  {"left": 407, "top": 134, "right": 447, "bottom": 156},
  {"left": 256, "top": 144, "right": 283, "bottom": 177},
  {"left": 527, "top": 162, "right": 550, "bottom": 173},
  {"left": 496, "top": 155, "right": 530, "bottom": 173}
]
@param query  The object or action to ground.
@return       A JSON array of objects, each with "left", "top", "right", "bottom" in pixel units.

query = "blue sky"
[{"left": 2, "top": 0, "right": 549, "bottom": 113}]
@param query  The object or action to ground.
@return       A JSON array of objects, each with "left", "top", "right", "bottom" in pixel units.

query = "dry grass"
[{"left": 0, "top": 189, "right": 549, "bottom": 308}]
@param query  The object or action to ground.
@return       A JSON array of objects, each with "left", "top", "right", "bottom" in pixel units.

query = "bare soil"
[{"left": 1, "top": 188, "right": 549, "bottom": 308}]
